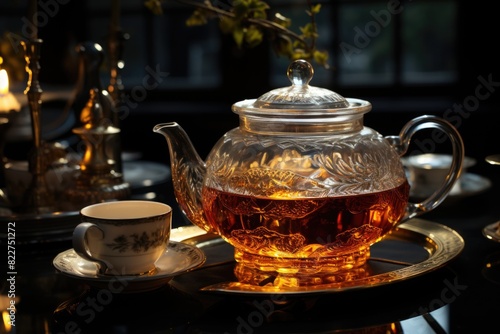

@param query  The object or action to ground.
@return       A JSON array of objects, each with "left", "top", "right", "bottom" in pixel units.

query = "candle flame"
[
  {"left": 0, "top": 68, "right": 20, "bottom": 112},
  {"left": 0, "top": 69, "right": 9, "bottom": 95}
]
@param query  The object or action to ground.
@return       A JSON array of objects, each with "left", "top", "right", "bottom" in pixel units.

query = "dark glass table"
[{"left": 2, "top": 166, "right": 500, "bottom": 334}]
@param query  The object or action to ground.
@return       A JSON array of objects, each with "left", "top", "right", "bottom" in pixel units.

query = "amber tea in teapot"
[
  {"left": 154, "top": 59, "right": 464, "bottom": 287},
  {"left": 203, "top": 182, "right": 409, "bottom": 268}
]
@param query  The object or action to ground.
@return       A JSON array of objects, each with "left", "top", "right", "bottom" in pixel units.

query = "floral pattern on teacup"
[{"left": 106, "top": 228, "right": 168, "bottom": 253}]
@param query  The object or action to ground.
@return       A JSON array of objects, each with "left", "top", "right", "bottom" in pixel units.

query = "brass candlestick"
[{"left": 19, "top": 38, "right": 55, "bottom": 213}]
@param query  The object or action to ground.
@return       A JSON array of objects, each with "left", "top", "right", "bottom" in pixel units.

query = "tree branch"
[{"left": 171, "top": 0, "right": 312, "bottom": 53}]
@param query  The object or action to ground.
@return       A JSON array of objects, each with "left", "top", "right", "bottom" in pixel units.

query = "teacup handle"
[
  {"left": 73, "top": 222, "right": 111, "bottom": 275},
  {"left": 385, "top": 115, "right": 465, "bottom": 221}
]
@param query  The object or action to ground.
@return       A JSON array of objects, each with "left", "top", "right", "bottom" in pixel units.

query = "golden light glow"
[
  {"left": 2, "top": 310, "right": 12, "bottom": 332},
  {"left": 0, "top": 69, "right": 21, "bottom": 112},
  {"left": 0, "top": 69, "right": 9, "bottom": 96}
]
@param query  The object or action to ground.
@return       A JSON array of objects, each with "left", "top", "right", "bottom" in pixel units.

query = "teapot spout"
[{"left": 153, "top": 122, "right": 208, "bottom": 231}]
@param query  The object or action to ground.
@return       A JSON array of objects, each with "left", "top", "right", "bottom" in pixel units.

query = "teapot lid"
[{"left": 233, "top": 59, "right": 371, "bottom": 118}]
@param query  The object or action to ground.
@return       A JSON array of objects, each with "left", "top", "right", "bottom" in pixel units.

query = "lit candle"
[
  {"left": 0, "top": 69, "right": 21, "bottom": 113},
  {"left": 0, "top": 69, "right": 10, "bottom": 96}
]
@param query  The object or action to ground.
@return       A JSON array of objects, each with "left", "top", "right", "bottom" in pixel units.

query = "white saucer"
[
  {"left": 410, "top": 173, "right": 491, "bottom": 199},
  {"left": 53, "top": 241, "right": 206, "bottom": 293},
  {"left": 454, "top": 173, "right": 491, "bottom": 198}
]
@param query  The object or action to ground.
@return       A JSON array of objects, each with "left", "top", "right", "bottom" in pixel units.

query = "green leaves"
[
  {"left": 309, "top": 3, "right": 321, "bottom": 15},
  {"left": 300, "top": 23, "right": 318, "bottom": 40},
  {"left": 145, "top": 0, "right": 330, "bottom": 68},
  {"left": 313, "top": 50, "right": 329, "bottom": 68},
  {"left": 144, "top": 0, "right": 164, "bottom": 15},
  {"left": 188, "top": 0, "right": 269, "bottom": 49},
  {"left": 270, "top": 4, "right": 329, "bottom": 68},
  {"left": 233, "top": 0, "right": 270, "bottom": 19},
  {"left": 186, "top": 8, "right": 209, "bottom": 26},
  {"left": 244, "top": 25, "right": 264, "bottom": 48},
  {"left": 216, "top": 0, "right": 267, "bottom": 49}
]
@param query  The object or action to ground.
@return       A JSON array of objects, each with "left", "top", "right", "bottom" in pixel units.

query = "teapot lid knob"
[
  {"left": 251, "top": 59, "right": 350, "bottom": 109},
  {"left": 287, "top": 59, "right": 313, "bottom": 86}
]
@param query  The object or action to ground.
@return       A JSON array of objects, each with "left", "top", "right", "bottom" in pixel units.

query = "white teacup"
[
  {"left": 403, "top": 153, "right": 476, "bottom": 198},
  {"left": 73, "top": 200, "right": 172, "bottom": 276}
]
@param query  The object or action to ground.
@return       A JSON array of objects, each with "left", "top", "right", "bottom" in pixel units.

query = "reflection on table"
[{"left": 1, "top": 161, "right": 500, "bottom": 333}]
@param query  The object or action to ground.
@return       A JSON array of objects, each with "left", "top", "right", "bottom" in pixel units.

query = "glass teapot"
[{"left": 154, "top": 60, "right": 464, "bottom": 287}]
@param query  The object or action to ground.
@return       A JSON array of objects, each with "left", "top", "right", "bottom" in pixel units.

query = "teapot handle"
[{"left": 385, "top": 115, "right": 465, "bottom": 221}]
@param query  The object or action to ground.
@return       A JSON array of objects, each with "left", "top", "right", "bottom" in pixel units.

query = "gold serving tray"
[{"left": 173, "top": 219, "right": 465, "bottom": 295}]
